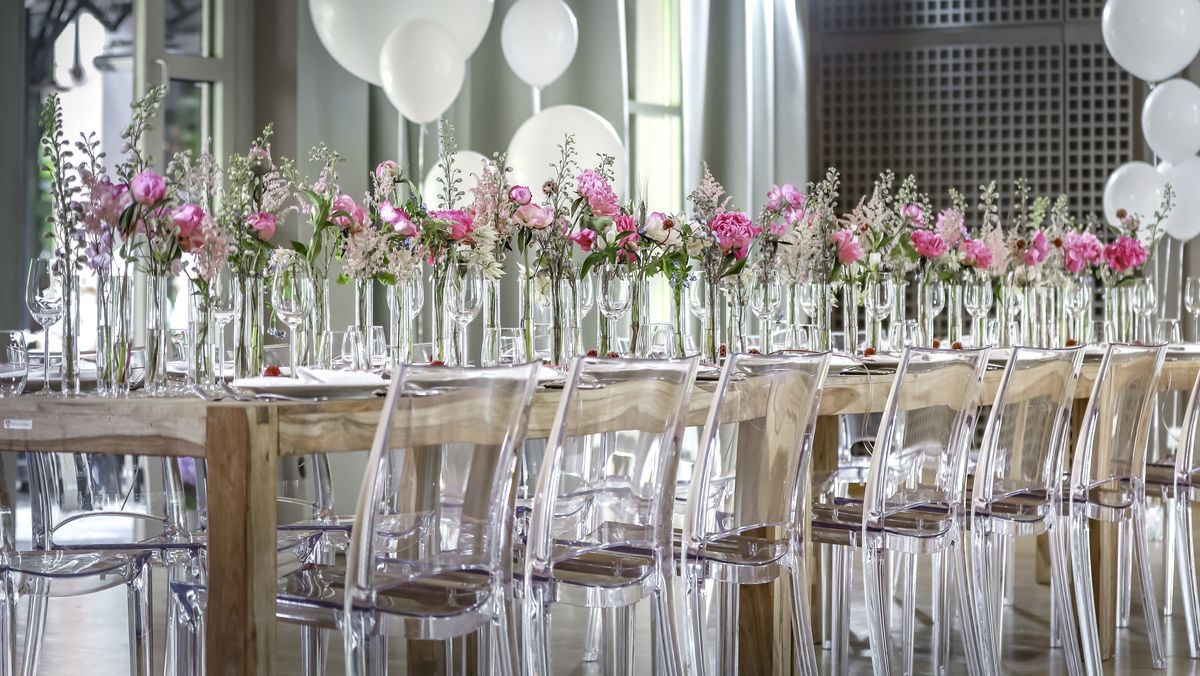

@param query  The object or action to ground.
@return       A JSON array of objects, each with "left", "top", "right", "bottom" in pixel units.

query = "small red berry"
[
  {"left": 951, "top": 341, "right": 963, "bottom": 350},
  {"left": 1066, "top": 338, "right": 1079, "bottom": 347},
  {"left": 586, "top": 349, "right": 599, "bottom": 357},
  {"left": 864, "top": 347, "right": 877, "bottom": 356},
  {"left": 430, "top": 359, "right": 446, "bottom": 367},
  {"left": 263, "top": 365, "right": 282, "bottom": 377},
  {"left": 932, "top": 339, "right": 942, "bottom": 349},
  {"left": 606, "top": 351, "right": 620, "bottom": 359}
]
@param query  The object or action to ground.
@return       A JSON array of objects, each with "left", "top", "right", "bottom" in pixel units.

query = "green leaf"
[
  {"left": 290, "top": 240, "right": 308, "bottom": 257},
  {"left": 336, "top": 272, "right": 351, "bottom": 285},
  {"left": 377, "top": 272, "right": 398, "bottom": 286}
]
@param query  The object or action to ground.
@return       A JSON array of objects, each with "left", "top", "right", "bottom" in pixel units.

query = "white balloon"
[
  {"left": 422, "top": 150, "right": 490, "bottom": 209},
  {"left": 1103, "top": 0, "right": 1200, "bottom": 82},
  {"left": 1163, "top": 158, "right": 1200, "bottom": 241},
  {"left": 1143, "top": 79, "right": 1200, "bottom": 164},
  {"left": 1103, "top": 162, "right": 1167, "bottom": 241},
  {"left": 394, "top": 0, "right": 495, "bottom": 57},
  {"left": 1159, "top": 160, "right": 1175, "bottom": 175},
  {"left": 507, "top": 105, "right": 626, "bottom": 196},
  {"left": 379, "top": 21, "right": 466, "bottom": 125},
  {"left": 501, "top": 0, "right": 579, "bottom": 88},
  {"left": 309, "top": 0, "right": 406, "bottom": 86}
]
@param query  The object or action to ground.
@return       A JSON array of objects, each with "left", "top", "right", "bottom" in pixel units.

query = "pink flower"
[
  {"left": 576, "top": 169, "right": 620, "bottom": 217},
  {"left": 432, "top": 209, "right": 473, "bottom": 240},
  {"left": 831, "top": 229, "right": 864, "bottom": 266},
  {"left": 614, "top": 213, "right": 640, "bottom": 250},
  {"left": 570, "top": 229, "right": 598, "bottom": 252},
  {"left": 131, "top": 171, "right": 167, "bottom": 207},
  {"left": 1023, "top": 231, "right": 1050, "bottom": 266},
  {"left": 1063, "top": 231, "right": 1104, "bottom": 274},
  {"left": 911, "top": 229, "right": 948, "bottom": 258},
  {"left": 959, "top": 238, "right": 993, "bottom": 270},
  {"left": 380, "top": 201, "right": 419, "bottom": 237},
  {"left": 171, "top": 204, "right": 206, "bottom": 252},
  {"left": 513, "top": 203, "right": 555, "bottom": 230},
  {"left": 983, "top": 228, "right": 1010, "bottom": 274},
  {"left": 247, "top": 212, "right": 277, "bottom": 241},
  {"left": 900, "top": 203, "right": 926, "bottom": 227},
  {"left": 508, "top": 185, "right": 532, "bottom": 206},
  {"left": 374, "top": 160, "right": 399, "bottom": 180},
  {"left": 935, "top": 208, "right": 966, "bottom": 246},
  {"left": 82, "top": 178, "right": 130, "bottom": 234},
  {"left": 331, "top": 194, "right": 367, "bottom": 231},
  {"left": 710, "top": 210, "right": 760, "bottom": 260},
  {"left": 1104, "top": 235, "right": 1148, "bottom": 273}
]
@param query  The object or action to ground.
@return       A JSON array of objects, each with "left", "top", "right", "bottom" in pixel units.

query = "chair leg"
[
  {"left": 820, "top": 543, "right": 832, "bottom": 651},
  {"left": 900, "top": 552, "right": 917, "bottom": 675},
  {"left": 715, "top": 582, "right": 739, "bottom": 675},
  {"left": 300, "top": 626, "right": 327, "bottom": 676},
  {"left": 932, "top": 550, "right": 952, "bottom": 676},
  {"left": 521, "top": 584, "right": 553, "bottom": 676},
  {"left": 1048, "top": 515, "right": 1085, "bottom": 676},
  {"left": 970, "top": 525, "right": 999, "bottom": 670},
  {"left": 949, "top": 535, "right": 987, "bottom": 676},
  {"left": 491, "top": 599, "right": 515, "bottom": 676},
  {"left": 1116, "top": 520, "right": 1132, "bottom": 628},
  {"left": 682, "top": 563, "right": 707, "bottom": 676},
  {"left": 1176, "top": 496, "right": 1200, "bottom": 658},
  {"left": 831, "top": 545, "right": 853, "bottom": 676},
  {"left": 652, "top": 583, "right": 685, "bottom": 676},
  {"left": 787, "top": 548, "right": 819, "bottom": 676},
  {"left": 600, "top": 606, "right": 634, "bottom": 676},
  {"left": 1164, "top": 496, "right": 1176, "bottom": 617},
  {"left": 1132, "top": 500, "right": 1167, "bottom": 668},
  {"left": 20, "top": 577, "right": 48, "bottom": 676},
  {"left": 582, "top": 607, "right": 601, "bottom": 662},
  {"left": 862, "top": 543, "right": 893, "bottom": 676},
  {"left": 1069, "top": 509, "right": 1103, "bottom": 675},
  {"left": 0, "top": 574, "right": 16, "bottom": 676},
  {"left": 126, "top": 567, "right": 152, "bottom": 676}
]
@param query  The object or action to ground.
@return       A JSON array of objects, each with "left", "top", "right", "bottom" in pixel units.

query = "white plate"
[
  {"left": 231, "top": 369, "right": 386, "bottom": 398},
  {"left": 401, "top": 365, "right": 561, "bottom": 386}
]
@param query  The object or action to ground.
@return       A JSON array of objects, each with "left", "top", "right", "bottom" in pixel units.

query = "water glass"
[
  {"left": 499, "top": 328, "right": 527, "bottom": 364},
  {"left": 792, "top": 324, "right": 817, "bottom": 351},
  {"left": 903, "top": 319, "right": 926, "bottom": 349},
  {"left": 648, "top": 323, "right": 675, "bottom": 359},
  {"left": 342, "top": 327, "right": 369, "bottom": 370},
  {"left": 1156, "top": 318, "right": 1182, "bottom": 345},
  {"left": 0, "top": 332, "right": 28, "bottom": 397},
  {"left": 446, "top": 264, "right": 484, "bottom": 366}
]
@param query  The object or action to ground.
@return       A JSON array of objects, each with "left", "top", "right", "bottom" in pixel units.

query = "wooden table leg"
[{"left": 206, "top": 405, "right": 279, "bottom": 675}]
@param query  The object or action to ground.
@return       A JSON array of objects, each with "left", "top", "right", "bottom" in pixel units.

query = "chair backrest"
[
  {"left": 1174, "top": 369, "right": 1200, "bottom": 486},
  {"left": 863, "top": 348, "right": 987, "bottom": 527},
  {"left": 525, "top": 356, "right": 698, "bottom": 576},
  {"left": 343, "top": 362, "right": 541, "bottom": 610},
  {"left": 682, "top": 351, "right": 830, "bottom": 555},
  {"left": 971, "top": 346, "right": 1084, "bottom": 516},
  {"left": 1069, "top": 343, "right": 1166, "bottom": 503}
]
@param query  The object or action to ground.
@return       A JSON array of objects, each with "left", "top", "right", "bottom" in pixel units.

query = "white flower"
[{"left": 645, "top": 212, "right": 682, "bottom": 248}]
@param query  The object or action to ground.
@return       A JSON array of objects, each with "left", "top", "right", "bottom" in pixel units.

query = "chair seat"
[
  {"left": 5, "top": 549, "right": 149, "bottom": 580},
  {"left": 679, "top": 529, "right": 790, "bottom": 585},
  {"left": 811, "top": 497, "right": 955, "bottom": 550}
]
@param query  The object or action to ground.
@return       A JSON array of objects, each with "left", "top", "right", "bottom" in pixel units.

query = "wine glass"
[
  {"left": 1186, "top": 277, "right": 1200, "bottom": 342},
  {"left": 446, "top": 263, "right": 484, "bottom": 366},
  {"left": 921, "top": 280, "right": 945, "bottom": 348},
  {"left": 0, "top": 331, "right": 28, "bottom": 397},
  {"left": 749, "top": 277, "right": 782, "bottom": 353},
  {"left": 963, "top": 281, "right": 994, "bottom": 347},
  {"left": 862, "top": 280, "right": 894, "bottom": 352},
  {"left": 1062, "top": 279, "right": 1091, "bottom": 346},
  {"left": 1131, "top": 278, "right": 1158, "bottom": 343},
  {"left": 26, "top": 257, "right": 63, "bottom": 396},
  {"left": 578, "top": 271, "right": 595, "bottom": 320},
  {"left": 596, "top": 263, "right": 631, "bottom": 355},
  {"left": 269, "top": 252, "right": 315, "bottom": 378},
  {"left": 211, "top": 261, "right": 238, "bottom": 383}
]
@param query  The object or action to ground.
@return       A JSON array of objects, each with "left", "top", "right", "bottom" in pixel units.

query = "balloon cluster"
[{"left": 1101, "top": 0, "right": 1200, "bottom": 241}]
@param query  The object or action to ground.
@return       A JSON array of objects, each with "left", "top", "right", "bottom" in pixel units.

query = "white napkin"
[{"left": 294, "top": 367, "right": 386, "bottom": 387}]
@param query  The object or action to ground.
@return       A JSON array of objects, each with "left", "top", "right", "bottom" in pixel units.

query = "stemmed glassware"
[
  {"left": 749, "top": 277, "right": 782, "bottom": 353},
  {"left": 446, "top": 263, "right": 484, "bottom": 366},
  {"left": 862, "top": 279, "right": 894, "bottom": 352},
  {"left": 687, "top": 277, "right": 711, "bottom": 355},
  {"left": 1186, "top": 277, "right": 1200, "bottom": 342},
  {"left": 963, "top": 281, "right": 994, "bottom": 348},
  {"left": 212, "top": 261, "right": 238, "bottom": 384},
  {"left": 26, "top": 257, "right": 63, "bottom": 396},
  {"left": 1063, "top": 278, "right": 1092, "bottom": 345},
  {"left": 922, "top": 279, "right": 946, "bottom": 348},
  {"left": 269, "top": 252, "right": 315, "bottom": 379},
  {"left": 1131, "top": 277, "right": 1157, "bottom": 343},
  {"left": 597, "top": 262, "right": 631, "bottom": 356}
]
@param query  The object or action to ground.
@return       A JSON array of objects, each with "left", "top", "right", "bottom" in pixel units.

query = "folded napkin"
[{"left": 294, "top": 367, "right": 387, "bottom": 387}]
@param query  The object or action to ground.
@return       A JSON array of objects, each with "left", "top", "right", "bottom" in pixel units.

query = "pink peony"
[
  {"left": 900, "top": 203, "right": 926, "bottom": 227},
  {"left": 614, "top": 213, "right": 639, "bottom": 249},
  {"left": 171, "top": 204, "right": 206, "bottom": 252},
  {"left": 1104, "top": 235, "right": 1148, "bottom": 273},
  {"left": 508, "top": 185, "right": 532, "bottom": 206},
  {"left": 1062, "top": 231, "right": 1104, "bottom": 274},
  {"left": 959, "top": 238, "right": 992, "bottom": 270},
  {"left": 247, "top": 212, "right": 277, "bottom": 241},
  {"left": 83, "top": 178, "right": 130, "bottom": 234},
  {"left": 935, "top": 208, "right": 966, "bottom": 246},
  {"left": 911, "top": 229, "right": 948, "bottom": 258},
  {"left": 131, "top": 171, "right": 167, "bottom": 207},
  {"left": 1023, "top": 231, "right": 1050, "bottom": 266},
  {"left": 831, "top": 229, "right": 864, "bottom": 265},
  {"left": 710, "top": 210, "right": 760, "bottom": 260},
  {"left": 576, "top": 169, "right": 620, "bottom": 217},
  {"left": 513, "top": 203, "right": 554, "bottom": 230},
  {"left": 380, "top": 201, "right": 419, "bottom": 237},
  {"left": 374, "top": 160, "right": 399, "bottom": 180},
  {"left": 331, "top": 194, "right": 367, "bottom": 231},
  {"left": 570, "top": 229, "right": 598, "bottom": 252},
  {"left": 432, "top": 209, "right": 473, "bottom": 240}
]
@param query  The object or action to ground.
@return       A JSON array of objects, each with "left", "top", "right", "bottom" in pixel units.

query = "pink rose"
[
  {"left": 508, "top": 185, "right": 532, "bottom": 206},
  {"left": 380, "top": 201, "right": 419, "bottom": 237},
  {"left": 570, "top": 229, "right": 598, "bottom": 252},
  {"left": 1023, "top": 231, "right": 1050, "bottom": 266},
  {"left": 1063, "top": 231, "right": 1103, "bottom": 274},
  {"left": 247, "top": 212, "right": 277, "bottom": 241},
  {"left": 131, "top": 171, "right": 167, "bottom": 207},
  {"left": 614, "top": 213, "right": 640, "bottom": 251},
  {"left": 959, "top": 238, "right": 992, "bottom": 271},
  {"left": 171, "top": 204, "right": 206, "bottom": 252},
  {"left": 432, "top": 209, "right": 473, "bottom": 240},
  {"left": 576, "top": 169, "right": 620, "bottom": 217},
  {"left": 935, "top": 208, "right": 966, "bottom": 247},
  {"left": 710, "top": 210, "right": 760, "bottom": 260},
  {"left": 1104, "top": 235, "right": 1148, "bottom": 273},
  {"left": 831, "top": 229, "right": 864, "bottom": 265},
  {"left": 911, "top": 229, "right": 948, "bottom": 258},
  {"left": 374, "top": 160, "right": 399, "bottom": 180},
  {"left": 513, "top": 203, "right": 554, "bottom": 230},
  {"left": 331, "top": 194, "right": 367, "bottom": 231},
  {"left": 900, "top": 203, "right": 926, "bottom": 227}
]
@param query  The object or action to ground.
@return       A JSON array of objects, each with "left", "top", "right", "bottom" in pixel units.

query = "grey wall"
[{"left": 2, "top": 2, "right": 30, "bottom": 330}]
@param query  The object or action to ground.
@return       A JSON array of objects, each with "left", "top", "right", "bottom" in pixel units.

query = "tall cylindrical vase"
[
  {"left": 628, "top": 269, "right": 649, "bottom": 357},
  {"left": 995, "top": 282, "right": 1010, "bottom": 348},
  {"left": 947, "top": 283, "right": 964, "bottom": 345},
  {"left": 188, "top": 282, "right": 213, "bottom": 391},
  {"left": 105, "top": 273, "right": 134, "bottom": 397},
  {"left": 518, "top": 255, "right": 537, "bottom": 362},
  {"left": 353, "top": 279, "right": 373, "bottom": 370},
  {"left": 306, "top": 278, "right": 330, "bottom": 368},
  {"left": 145, "top": 272, "right": 171, "bottom": 396},
  {"left": 841, "top": 282, "right": 860, "bottom": 355},
  {"left": 727, "top": 278, "right": 750, "bottom": 354},
  {"left": 481, "top": 278, "right": 502, "bottom": 366},
  {"left": 702, "top": 274, "right": 721, "bottom": 363},
  {"left": 548, "top": 269, "right": 578, "bottom": 365},
  {"left": 431, "top": 264, "right": 452, "bottom": 364},
  {"left": 95, "top": 271, "right": 112, "bottom": 398},
  {"left": 234, "top": 274, "right": 264, "bottom": 378},
  {"left": 58, "top": 269, "right": 81, "bottom": 396},
  {"left": 388, "top": 283, "right": 414, "bottom": 367},
  {"left": 887, "top": 280, "right": 908, "bottom": 352},
  {"left": 671, "top": 284, "right": 686, "bottom": 357}
]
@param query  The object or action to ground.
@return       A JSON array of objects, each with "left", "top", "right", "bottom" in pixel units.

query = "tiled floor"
[{"left": 19, "top": 537, "right": 1200, "bottom": 674}]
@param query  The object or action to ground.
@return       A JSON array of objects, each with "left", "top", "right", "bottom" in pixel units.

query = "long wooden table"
[{"left": 0, "top": 353, "right": 1195, "bottom": 675}]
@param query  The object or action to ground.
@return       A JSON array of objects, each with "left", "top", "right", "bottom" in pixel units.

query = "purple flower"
[{"left": 131, "top": 171, "right": 167, "bottom": 207}]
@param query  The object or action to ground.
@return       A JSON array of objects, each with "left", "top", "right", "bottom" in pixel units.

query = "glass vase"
[
  {"left": 481, "top": 278, "right": 502, "bottom": 366},
  {"left": 995, "top": 282, "right": 1011, "bottom": 348},
  {"left": 104, "top": 273, "right": 134, "bottom": 397},
  {"left": 1103, "top": 283, "right": 1137, "bottom": 343},
  {"left": 841, "top": 281, "right": 860, "bottom": 355},
  {"left": 57, "top": 268, "right": 81, "bottom": 396},
  {"left": 671, "top": 284, "right": 686, "bottom": 356},
  {"left": 726, "top": 277, "right": 750, "bottom": 354},
  {"left": 701, "top": 273, "right": 722, "bottom": 363},
  {"left": 547, "top": 268, "right": 578, "bottom": 365},
  {"left": 305, "top": 278, "right": 330, "bottom": 369},
  {"left": 234, "top": 273, "right": 264, "bottom": 378},
  {"left": 886, "top": 280, "right": 908, "bottom": 352},
  {"left": 388, "top": 283, "right": 414, "bottom": 367},
  {"left": 94, "top": 270, "right": 112, "bottom": 398},
  {"left": 628, "top": 269, "right": 649, "bottom": 357},
  {"left": 145, "top": 272, "right": 171, "bottom": 396},
  {"left": 947, "top": 283, "right": 964, "bottom": 346},
  {"left": 352, "top": 278, "right": 374, "bottom": 370},
  {"left": 813, "top": 282, "right": 833, "bottom": 351},
  {"left": 518, "top": 255, "right": 537, "bottom": 363},
  {"left": 188, "top": 281, "right": 214, "bottom": 391}
]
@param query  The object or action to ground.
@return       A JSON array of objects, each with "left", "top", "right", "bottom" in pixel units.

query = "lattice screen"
[{"left": 813, "top": 0, "right": 1133, "bottom": 223}]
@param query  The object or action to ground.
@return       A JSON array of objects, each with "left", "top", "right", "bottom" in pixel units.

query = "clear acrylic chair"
[
  {"left": 1068, "top": 343, "right": 1167, "bottom": 673},
  {"left": 1158, "top": 368, "right": 1200, "bottom": 659},
  {"left": 968, "top": 346, "right": 1084, "bottom": 674},
  {"left": 680, "top": 351, "right": 830, "bottom": 676},
  {"left": 175, "top": 362, "right": 543, "bottom": 676},
  {"left": 522, "top": 356, "right": 698, "bottom": 676},
  {"left": 812, "top": 347, "right": 990, "bottom": 675}
]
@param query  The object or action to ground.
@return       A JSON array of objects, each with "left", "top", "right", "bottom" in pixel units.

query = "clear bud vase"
[
  {"left": 58, "top": 268, "right": 81, "bottom": 397},
  {"left": 105, "top": 273, "right": 134, "bottom": 397},
  {"left": 306, "top": 278, "right": 330, "bottom": 368},
  {"left": 628, "top": 269, "right": 649, "bottom": 357},
  {"left": 481, "top": 278, "right": 502, "bottom": 366},
  {"left": 947, "top": 283, "right": 964, "bottom": 346},
  {"left": 188, "top": 282, "right": 213, "bottom": 392},
  {"left": 95, "top": 270, "right": 113, "bottom": 398},
  {"left": 145, "top": 272, "right": 171, "bottom": 396},
  {"left": 387, "top": 283, "right": 414, "bottom": 368},
  {"left": 672, "top": 284, "right": 686, "bottom": 357},
  {"left": 702, "top": 273, "right": 721, "bottom": 363},
  {"left": 886, "top": 280, "right": 908, "bottom": 352},
  {"left": 353, "top": 278, "right": 374, "bottom": 370},
  {"left": 816, "top": 282, "right": 833, "bottom": 351},
  {"left": 518, "top": 255, "right": 537, "bottom": 363},
  {"left": 431, "top": 263, "right": 452, "bottom": 364},
  {"left": 726, "top": 278, "right": 750, "bottom": 354},
  {"left": 234, "top": 274, "right": 264, "bottom": 378},
  {"left": 842, "top": 281, "right": 860, "bottom": 355},
  {"left": 995, "top": 282, "right": 1010, "bottom": 348}
]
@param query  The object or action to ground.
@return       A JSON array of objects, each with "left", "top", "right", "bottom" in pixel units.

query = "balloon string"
[
  {"left": 417, "top": 123, "right": 427, "bottom": 182},
  {"left": 532, "top": 86, "right": 542, "bottom": 115}
]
